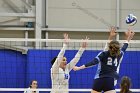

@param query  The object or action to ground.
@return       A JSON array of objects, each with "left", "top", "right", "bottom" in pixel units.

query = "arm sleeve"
[
  {"left": 51, "top": 43, "right": 67, "bottom": 73},
  {"left": 85, "top": 58, "right": 99, "bottom": 67},
  {"left": 85, "top": 52, "right": 104, "bottom": 67},
  {"left": 121, "top": 41, "right": 129, "bottom": 53},
  {"left": 66, "top": 47, "right": 85, "bottom": 71}
]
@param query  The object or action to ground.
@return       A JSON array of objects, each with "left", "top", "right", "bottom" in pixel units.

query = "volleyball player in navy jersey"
[{"left": 73, "top": 28, "right": 135, "bottom": 93}]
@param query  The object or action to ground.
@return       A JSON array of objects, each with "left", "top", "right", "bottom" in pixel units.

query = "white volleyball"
[{"left": 126, "top": 14, "right": 137, "bottom": 26}]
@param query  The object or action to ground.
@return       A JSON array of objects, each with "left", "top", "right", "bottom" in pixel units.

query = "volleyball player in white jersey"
[{"left": 50, "top": 33, "right": 88, "bottom": 93}]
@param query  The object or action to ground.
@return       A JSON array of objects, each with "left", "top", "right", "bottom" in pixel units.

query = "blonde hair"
[{"left": 109, "top": 41, "right": 120, "bottom": 56}]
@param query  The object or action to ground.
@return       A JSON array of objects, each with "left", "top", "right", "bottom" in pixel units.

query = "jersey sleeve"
[
  {"left": 121, "top": 41, "right": 129, "bottom": 53},
  {"left": 66, "top": 47, "right": 85, "bottom": 71},
  {"left": 85, "top": 51, "right": 104, "bottom": 67}
]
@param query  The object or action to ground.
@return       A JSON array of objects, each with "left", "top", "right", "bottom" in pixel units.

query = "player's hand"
[
  {"left": 125, "top": 28, "right": 131, "bottom": 38},
  {"left": 81, "top": 36, "right": 89, "bottom": 48},
  {"left": 63, "top": 33, "right": 70, "bottom": 45},
  {"left": 109, "top": 27, "right": 117, "bottom": 40},
  {"left": 128, "top": 28, "right": 135, "bottom": 40},
  {"left": 73, "top": 66, "right": 81, "bottom": 71},
  {"left": 125, "top": 28, "right": 135, "bottom": 41},
  {"left": 73, "top": 65, "right": 86, "bottom": 71},
  {"left": 130, "top": 31, "right": 135, "bottom": 40}
]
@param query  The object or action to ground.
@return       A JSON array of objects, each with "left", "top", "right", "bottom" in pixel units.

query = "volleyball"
[{"left": 126, "top": 14, "right": 137, "bottom": 26}]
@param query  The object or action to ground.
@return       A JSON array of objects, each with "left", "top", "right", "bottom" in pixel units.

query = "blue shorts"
[{"left": 92, "top": 77, "right": 115, "bottom": 92}]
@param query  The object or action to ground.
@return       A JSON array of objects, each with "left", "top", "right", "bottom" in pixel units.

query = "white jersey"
[
  {"left": 51, "top": 43, "right": 85, "bottom": 93},
  {"left": 24, "top": 87, "right": 39, "bottom": 93}
]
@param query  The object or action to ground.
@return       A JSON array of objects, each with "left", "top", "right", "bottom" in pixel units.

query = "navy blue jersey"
[{"left": 85, "top": 43, "right": 128, "bottom": 80}]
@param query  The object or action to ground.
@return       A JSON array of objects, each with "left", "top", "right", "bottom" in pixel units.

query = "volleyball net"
[
  {"left": 0, "top": 38, "right": 139, "bottom": 93},
  {"left": 0, "top": 88, "right": 139, "bottom": 92}
]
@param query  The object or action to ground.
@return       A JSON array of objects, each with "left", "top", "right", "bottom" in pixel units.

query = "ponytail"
[{"left": 120, "top": 76, "right": 131, "bottom": 93}]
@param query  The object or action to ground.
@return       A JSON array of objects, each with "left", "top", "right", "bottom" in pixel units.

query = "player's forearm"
[
  {"left": 121, "top": 42, "right": 128, "bottom": 52},
  {"left": 85, "top": 62, "right": 95, "bottom": 67},
  {"left": 126, "top": 36, "right": 131, "bottom": 42},
  {"left": 57, "top": 43, "right": 67, "bottom": 61},
  {"left": 81, "top": 65, "right": 86, "bottom": 69},
  {"left": 104, "top": 42, "right": 109, "bottom": 51},
  {"left": 67, "top": 47, "right": 85, "bottom": 71},
  {"left": 85, "top": 58, "right": 99, "bottom": 67},
  {"left": 75, "top": 47, "right": 85, "bottom": 59},
  {"left": 108, "top": 36, "right": 113, "bottom": 40},
  {"left": 77, "top": 65, "right": 86, "bottom": 70},
  {"left": 104, "top": 37, "right": 112, "bottom": 51},
  {"left": 73, "top": 58, "right": 99, "bottom": 71},
  {"left": 125, "top": 32, "right": 134, "bottom": 42}
]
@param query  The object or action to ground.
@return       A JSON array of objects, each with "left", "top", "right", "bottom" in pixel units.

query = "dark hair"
[
  {"left": 109, "top": 40, "right": 120, "bottom": 56},
  {"left": 51, "top": 57, "right": 57, "bottom": 65},
  {"left": 120, "top": 76, "right": 132, "bottom": 93},
  {"left": 30, "top": 80, "right": 37, "bottom": 88}
]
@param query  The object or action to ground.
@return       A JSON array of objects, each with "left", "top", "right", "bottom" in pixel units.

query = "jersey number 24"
[{"left": 107, "top": 57, "right": 117, "bottom": 66}]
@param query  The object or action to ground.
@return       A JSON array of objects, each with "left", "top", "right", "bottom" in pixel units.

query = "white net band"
[{"left": 0, "top": 88, "right": 139, "bottom": 92}]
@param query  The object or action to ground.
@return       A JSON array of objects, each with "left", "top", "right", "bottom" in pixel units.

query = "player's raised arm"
[
  {"left": 67, "top": 37, "right": 88, "bottom": 71},
  {"left": 125, "top": 28, "right": 135, "bottom": 42},
  {"left": 51, "top": 33, "right": 69, "bottom": 73},
  {"left": 121, "top": 29, "right": 135, "bottom": 53},
  {"left": 73, "top": 51, "right": 103, "bottom": 71},
  {"left": 104, "top": 27, "right": 117, "bottom": 51}
]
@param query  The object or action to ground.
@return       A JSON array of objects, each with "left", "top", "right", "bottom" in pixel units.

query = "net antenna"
[{"left": 72, "top": 1, "right": 119, "bottom": 29}]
